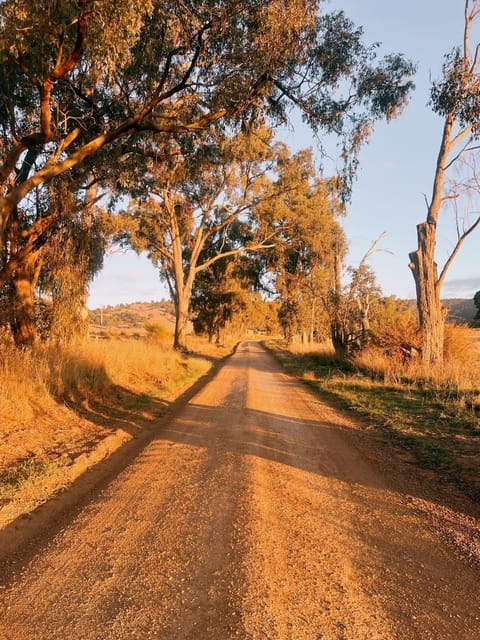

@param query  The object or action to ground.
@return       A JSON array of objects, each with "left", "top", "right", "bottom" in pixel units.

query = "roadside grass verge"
[
  {"left": 265, "top": 339, "right": 480, "bottom": 500},
  {"left": 0, "top": 336, "right": 227, "bottom": 505}
]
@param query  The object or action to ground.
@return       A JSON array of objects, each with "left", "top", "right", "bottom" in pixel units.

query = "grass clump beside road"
[
  {"left": 266, "top": 337, "right": 480, "bottom": 501},
  {"left": 0, "top": 336, "right": 223, "bottom": 506}
]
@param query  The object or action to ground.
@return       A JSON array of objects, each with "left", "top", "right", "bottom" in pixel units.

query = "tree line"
[{"left": 0, "top": 0, "right": 478, "bottom": 363}]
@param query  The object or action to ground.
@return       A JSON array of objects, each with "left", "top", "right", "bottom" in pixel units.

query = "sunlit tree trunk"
[
  {"left": 330, "top": 246, "right": 346, "bottom": 357},
  {"left": 173, "top": 286, "right": 192, "bottom": 351},
  {"left": 409, "top": 5, "right": 480, "bottom": 363},
  {"left": 409, "top": 221, "right": 445, "bottom": 364},
  {"left": 357, "top": 294, "right": 371, "bottom": 349},
  {"left": 408, "top": 112, "right": 451, "bottom": 364},
  {"left": 10, "top": 254, "right": 42, "bottom": 347}
]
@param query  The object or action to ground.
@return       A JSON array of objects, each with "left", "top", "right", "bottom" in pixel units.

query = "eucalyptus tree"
[
  {"left": 409, "top": 0, "right": 480, "bottom": 363},
  {"left": 124, "top": 127, "right": 287, "bottom": 350},
  {"left": 0, "top": 1, "right": 415, "bottom": 345},
  {"left": 328, "top": 234, "right": 386, "bottom": 357},
  {"left": 0, "top": 173, "right": 104, "bottom": 345},
  {"left": 190, "top": 221, "right": 251, "bottom": 345},
  {"left": 329, "top": 263, "right": 383, "bottom": 356},
  {"left": 258, "top": 148, "right": 346, "bottom": 344}
]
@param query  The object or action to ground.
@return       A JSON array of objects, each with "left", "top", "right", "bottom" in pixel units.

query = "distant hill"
[
  {"left": 89, "top": 298, "right": 478, "bottom": 337},
  {"left": 443, "top": 298, "right": 477, "bottom": 324},
  {"left": 89, "top": 300, "right": 176, "bottom": 336},
  {"left": 405, "top": 298, "right": 476, "bottom": 324}
]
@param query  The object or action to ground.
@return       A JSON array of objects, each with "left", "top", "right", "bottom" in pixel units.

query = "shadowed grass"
[
  {"left": 0, "top": 336, "right": 221, "bottom": 503},
  {"left": 0, "top": 457, "right": 59, "bottom": 499}
]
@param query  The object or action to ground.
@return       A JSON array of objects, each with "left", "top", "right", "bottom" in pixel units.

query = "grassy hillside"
[
  {"left": 89, "top": 300, "right": 176, "bottom": 337},
  {"left": 404, "top": 298, "right": 476, "bottom": 324}
]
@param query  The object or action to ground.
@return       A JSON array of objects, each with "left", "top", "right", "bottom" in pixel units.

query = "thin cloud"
[{"left": 442, "top": 277, "right": 479, "bottom": 297}]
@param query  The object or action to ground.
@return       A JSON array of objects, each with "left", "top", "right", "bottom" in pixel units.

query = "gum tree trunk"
[
  {"left": 409, "top": 221, "right": 445, "bottom": 364},
  {"left": 173, "top": 291, "right": 190, "bottom": 351},
  {"left": 11, "top": 255, "right": 40, "bottom": 347}
]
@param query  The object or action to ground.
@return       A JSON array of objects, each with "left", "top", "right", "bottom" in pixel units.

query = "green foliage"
[
  {"left": 0, "top": 174, "right": 106, "bottom": 344},
  {"left": 474, "top": 290, "right": 480, "bottom": 323},
  {"left": 190, "top": 217, "right": 260, "bottom": 342},
  {"left": 261, "top": 150, "right": 345, "bottom": 343},
  {"left": 41, "top": 217, "right": 105, "bottom": 342},
  {"left": 430, "top": 48, "right": 480, "bottom": 133},
  {"left": 0, "top": 0, "right": 415, "bottom": 207},
  {"left": 191, "top": 263, "right": 244, "bottom": 343},
  {"left": 192, "top": 286, "right": 246, "bottom": 343}
]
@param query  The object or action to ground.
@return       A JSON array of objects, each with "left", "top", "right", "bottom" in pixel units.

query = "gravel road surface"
[{"left": 0, "top": 342, "right": 479, "bottom": 639}]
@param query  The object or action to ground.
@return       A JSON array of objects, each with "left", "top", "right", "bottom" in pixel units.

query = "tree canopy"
[
  {"left": 0, "top": 0, "right": 415, "bottom": 234},
  {"left": 0, "top": 0, "right": 415, "bottom": 346}
]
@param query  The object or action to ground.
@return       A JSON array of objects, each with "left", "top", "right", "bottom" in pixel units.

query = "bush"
[
  {"left": 370, "top": 297, "right": 421, "bottom": 359},
  {"left": 144, "top": 322, "right": 170, "bottom": 344}
]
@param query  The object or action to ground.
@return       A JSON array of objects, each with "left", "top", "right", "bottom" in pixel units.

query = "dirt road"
[{"left": 0, "top": 342, "right": 479, "bottom": 639}]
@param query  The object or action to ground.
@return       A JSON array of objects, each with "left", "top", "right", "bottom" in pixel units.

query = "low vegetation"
[
  {"left": 266, "top": 324, "right": 480, "bottom": 501},
  {"left": 0, "top": 334, "right": 229, "bottom": 506}
]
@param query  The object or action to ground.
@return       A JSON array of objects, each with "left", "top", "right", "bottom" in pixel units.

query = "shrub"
[{"left": 144, "top": 322, "right": 170, "bottom": 344}]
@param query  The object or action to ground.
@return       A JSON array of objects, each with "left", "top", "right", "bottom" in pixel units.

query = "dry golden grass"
[
  {"left": 0, "top": 297, "right": 240, "bottom": 513},
  {"left": 0, "top": 336, "right": 214, "bottom": 492},
  {"left": 353, "top": 324, "right": 480, "bottom": 391},
  {"left": 283, "top": 340, "right": 336, "bottom": 358},
  {"left": 56, "top": 338, "right": 211, "bottom": 400}
]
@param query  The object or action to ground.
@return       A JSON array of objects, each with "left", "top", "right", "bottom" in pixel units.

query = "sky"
[{"left": 88, "top": 0, "right": 479, "bottom": 309}]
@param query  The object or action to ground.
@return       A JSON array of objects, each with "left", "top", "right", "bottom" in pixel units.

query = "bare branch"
[
  {"left": 39, "top": 1, "right": 90, "bottom": 139},
  {"left": 138, "top": 22, "right": 212, "bottom": 123},
  {"left": 358, "top": 231, "right": 388, "bottom": 269},
  {"left": 449, "top": 123, "right": 473, "bottom": 152},
  {"left": 470, "top": 42, "right": 480, "bottom": 73},
  {"left": 440, "top": 192, "right": 460, "bottom": 203},
  {"left": 438, "top": 214, "right": 480, "bottom": 287},
  {"left": 443, "top": 136, "right": 473, "bottom": 171},
  {"left": 194, "top": 238, "right": 276, "bottom": 276},
  {"left": 46, "top": 127, "right": 82, "bottom": 165}
]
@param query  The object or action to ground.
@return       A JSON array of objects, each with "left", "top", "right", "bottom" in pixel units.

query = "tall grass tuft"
[{"left": 144, "top": 322, "right": 170, "bottom": 345}]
